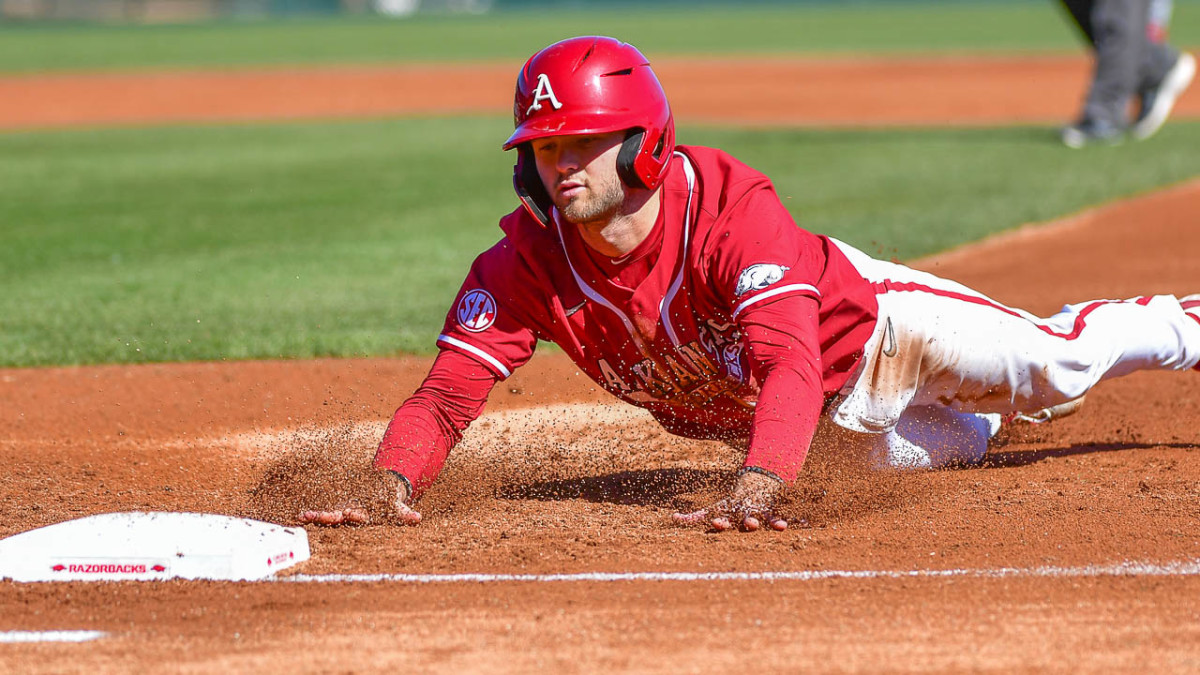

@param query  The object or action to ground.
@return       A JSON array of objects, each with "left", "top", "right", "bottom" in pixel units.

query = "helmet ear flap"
[
  {"left": 513, "top": 144, "right": 553, "bottom": 227},
  {"left": 617, "top": 124, "right": 672, "bottom": 190},
  {"left": 616, "top": 129, "right": 648, "bottom": 189}
]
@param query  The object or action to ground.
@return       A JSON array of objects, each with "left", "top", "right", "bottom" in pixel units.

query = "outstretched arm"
[
  {"left": 299, "top": 349, "right": 497, "bottom": 526},
  {"left": 673, "top": 295, "right": 825, "bottom": 531}
]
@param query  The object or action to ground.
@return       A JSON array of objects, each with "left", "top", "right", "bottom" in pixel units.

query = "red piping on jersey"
[
  {"left": 1177, "top": 299, "right": 1200, "bottom": 371},
  {"left": 1184, "top": 303, "right": 1200, "bottom": 371},
  {"left": 874, "top": 281, "right": 1144, "bottom": 341}
]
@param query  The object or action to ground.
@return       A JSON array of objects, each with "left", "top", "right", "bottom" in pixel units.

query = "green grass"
[
  {"left": 6, "top": 2, "right": 1195, "bottom": 72},
  {"left": 2, "top": 118, "right": 1198, "bottom": 367},
  {"left": 690, "top": 124, "right": 1200, "bottom": 260}
]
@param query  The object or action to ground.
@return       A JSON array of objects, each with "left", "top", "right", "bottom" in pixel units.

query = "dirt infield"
[
  {"left": 1, "top": 53, "right": 1198, "bottom": 130},
  {"left": 2, "top": 56, "right": 1200, "bottom": 673}
]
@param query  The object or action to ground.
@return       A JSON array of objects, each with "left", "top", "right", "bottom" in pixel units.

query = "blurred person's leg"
[
  {"left": 1059, "top": 0, "right": 1097, "bottom": 43},
  {"left": 1133, "top": 0, "right": 1195, "bottom": 139},
  {"left": 1083, "top": 0, "right": 1147, "bottom": 128},
  {"left": 1058, "top": 0, "right": 1151, "bottom": 146}
]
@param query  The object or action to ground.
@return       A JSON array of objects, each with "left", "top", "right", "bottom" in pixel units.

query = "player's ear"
[{"left": 513, "top": 144, "right": 553, "bottom": 227}]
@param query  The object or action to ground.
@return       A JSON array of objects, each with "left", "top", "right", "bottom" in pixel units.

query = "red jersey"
[{"left": 377, "top": 146, "right": 878, "bottom": 495}]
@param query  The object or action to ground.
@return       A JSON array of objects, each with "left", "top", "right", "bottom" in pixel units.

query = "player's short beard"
[{"left": 557, "top": 175, "right": 626, "bottom": 225}]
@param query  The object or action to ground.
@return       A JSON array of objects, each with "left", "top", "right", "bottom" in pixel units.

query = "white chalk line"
[
  {"left": 0, "top": 630, "right": 106, "bottom": 643},
  {"left": 278, "top": 559, "right": 1200, "bottom": 584}
]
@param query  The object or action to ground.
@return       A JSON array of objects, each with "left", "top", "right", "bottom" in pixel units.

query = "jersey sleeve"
[
  {"left": 437, "top": 238, "right": 542, "bottom": 379},
  {"left": 373, "top": 349, "right": 497, "bottom": 500},
  {"left": 706, "top": 186, "right": 827, "bottom": 322},
  {"left": 707, "top": 186, "right": 829, "bottom": 482},
  {"left": 738, "top": 296, "right": 825, "bottom": 483}
]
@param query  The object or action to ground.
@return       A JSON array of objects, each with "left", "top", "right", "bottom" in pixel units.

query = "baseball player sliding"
[{"left": 302, "top": 37, "right": 1200, "bottom": 532}]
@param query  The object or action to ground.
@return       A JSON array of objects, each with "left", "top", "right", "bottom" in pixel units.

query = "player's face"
[{"left": 531, "top": 131, "right": 627, "bottom": 225}]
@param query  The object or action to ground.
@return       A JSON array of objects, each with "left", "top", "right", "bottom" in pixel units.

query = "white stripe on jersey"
[
  {"left": 659, "top": 154, "right": 697, "bottom": 347},
  {"left": 437, "top": 334, "right": 512, "bottom": 378},
  {"left": 731, "top": 283, "right": 822, "bottom": 320}
]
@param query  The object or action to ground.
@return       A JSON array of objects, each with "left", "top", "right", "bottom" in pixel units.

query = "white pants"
[{"left": 828, "top": 240, "right": 1200, "bottom": 470}]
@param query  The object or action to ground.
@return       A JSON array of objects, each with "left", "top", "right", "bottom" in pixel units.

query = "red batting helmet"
[{"left": 504, "top": 36, "right": 676, "bottom": 224}]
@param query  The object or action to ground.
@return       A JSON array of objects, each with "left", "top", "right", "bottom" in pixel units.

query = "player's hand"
[
  {"left": 671, "top": 470, "right": 787, "bottom": 532},
  {"left": 298, "top": 471, "right": 422, "bottom": 527}
]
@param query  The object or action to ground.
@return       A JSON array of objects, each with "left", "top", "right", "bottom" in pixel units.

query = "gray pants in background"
[{"left": 1059, "top": 0, "right": 1179, "bottom": 125}]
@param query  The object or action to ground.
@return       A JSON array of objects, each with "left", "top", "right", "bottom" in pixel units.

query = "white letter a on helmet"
[{"left": 526, "top": 73, "right": 564, "bottom": 114}]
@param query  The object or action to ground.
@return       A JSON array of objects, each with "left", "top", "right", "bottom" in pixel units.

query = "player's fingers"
[
  {"left": 299, "top": 510, "right": 347, "bottom": 526},
  {"left": 394, "top": 502, "right": 423, "bottom": 526},
  {"left": 671, "top": 510, "right": 710, "bottom": 526},
  {"left": 709, "top": 516, "right": 734, "bottom": 532},
  {"left": 341, "top": 507, "right": 370, "bottom": 525},
  {"left": 734, "top": 506, "right": 786, "bottom": 532}
]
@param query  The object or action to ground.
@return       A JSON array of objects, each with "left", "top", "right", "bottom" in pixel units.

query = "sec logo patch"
[{"left": 457, "top": 289, "right": 497, "bottom": 332}]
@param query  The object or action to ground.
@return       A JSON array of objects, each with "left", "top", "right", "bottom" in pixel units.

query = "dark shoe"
[
  {"left": 1133, "top": 52, "right": 1195, "bottom": 140},
  {"left": 1060, "top": 118, "right": 1125, "bottom": 149}
]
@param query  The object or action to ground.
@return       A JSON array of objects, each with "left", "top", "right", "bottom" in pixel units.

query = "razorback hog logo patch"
[
  {"left": 526, "top": 73, "right": 564, "bottom": 114},
  {"left": 457, "top": 289, "right": 497, "bottom": 332},
  {"left": 735, "top": 264, "right": 790, "bottom": 297}
]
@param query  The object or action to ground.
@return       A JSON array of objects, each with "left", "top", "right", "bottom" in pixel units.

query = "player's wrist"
[
  {"left": 737, "top": 465, "right": 785, "bottom": 484},
  {"left": 385, "top": 470, "right": 414, "bottom": 503}
]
